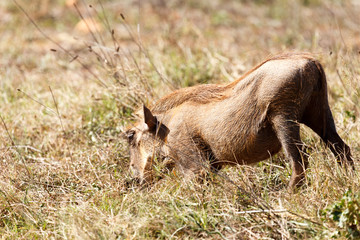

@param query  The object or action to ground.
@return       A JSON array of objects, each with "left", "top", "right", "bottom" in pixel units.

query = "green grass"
[{"left": 0, "top": 0, "right": 360, "bottom": 239}]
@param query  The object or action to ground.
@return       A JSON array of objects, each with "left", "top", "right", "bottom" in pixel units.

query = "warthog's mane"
[{"left": 151, "top": 52, "right": 317, "bottom": 114}]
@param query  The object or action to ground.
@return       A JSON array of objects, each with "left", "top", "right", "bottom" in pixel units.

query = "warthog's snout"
[{"left": 129, "top": 164, "right": 144, "bottom": 183}]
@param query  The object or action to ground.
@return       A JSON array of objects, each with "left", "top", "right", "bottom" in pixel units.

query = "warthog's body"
[{"left": 125, "top": 53, "right": 353, "bottom": 189}]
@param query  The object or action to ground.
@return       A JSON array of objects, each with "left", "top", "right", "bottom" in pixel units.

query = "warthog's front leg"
[{"left": 271, "top": 115, "right": 309, "bottom": 190}]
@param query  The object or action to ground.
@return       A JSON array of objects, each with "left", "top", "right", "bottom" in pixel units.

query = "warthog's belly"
[{"left": 218, "top": 124, "right": 282, "bottom": 165}]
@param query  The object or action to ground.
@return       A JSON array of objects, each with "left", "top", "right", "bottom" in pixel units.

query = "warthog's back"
[{"left": 152, "top": 53, "right": 320, "bottom": 114}]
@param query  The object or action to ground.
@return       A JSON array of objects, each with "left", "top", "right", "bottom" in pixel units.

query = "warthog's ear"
[
  {"left": 143, "top": 105, "right": 170, "bottom": 141},
  {"left": 143, "top": 105, "right": 157, "bottom": 130}
]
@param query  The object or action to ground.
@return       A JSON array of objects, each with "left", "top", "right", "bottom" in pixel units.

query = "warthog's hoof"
[
  {"left": 288, "top": 176, "right": 306, "bottom": 192},
  {"left": 125, "top": 177, "right": 142, "bottom": 189}
]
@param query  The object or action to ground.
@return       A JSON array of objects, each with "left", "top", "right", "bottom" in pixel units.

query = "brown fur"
[
  {"left": 125, "top": 53, "right": 354, "bottom": 190},
  {"left": 151, "top": 52, "right": 317, "bottom": 114}
]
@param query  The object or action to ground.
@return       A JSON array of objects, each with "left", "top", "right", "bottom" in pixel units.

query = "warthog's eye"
[{"left": 126, "top": 130, "right": 135, "bottom": 142}]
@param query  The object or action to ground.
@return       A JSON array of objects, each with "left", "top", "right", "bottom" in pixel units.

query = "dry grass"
[{"left": 0, "top": 0, "right": 360, "bottom": 239}]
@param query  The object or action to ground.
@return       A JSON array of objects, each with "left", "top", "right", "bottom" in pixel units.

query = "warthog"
[{"left": 125, "top": 53, "right": 354, "bottom": 189}]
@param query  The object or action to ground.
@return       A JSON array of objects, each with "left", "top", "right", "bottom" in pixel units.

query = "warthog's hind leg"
[
  {"left": 302, "top": 106, "right": 354, "bottom": 169},
  {"left": 272, "top": 115, "right": 309, "bottom": 190},
  {"left": 322, "top": 109, "right": 354, "bottom": 168}
]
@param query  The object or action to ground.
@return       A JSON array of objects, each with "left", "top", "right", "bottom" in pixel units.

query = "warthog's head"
[{"left": 124, "top": 105, "right": 170, "bottom": 183}]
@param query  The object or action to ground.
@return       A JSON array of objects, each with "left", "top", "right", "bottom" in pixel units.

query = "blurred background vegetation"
[{"left": 0, "top": 0, "right": 359, "bottom": 239}]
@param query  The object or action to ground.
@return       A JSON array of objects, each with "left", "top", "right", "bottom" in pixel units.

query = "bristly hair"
[{"left": 151, "top": 52, "right": 317, "bottom": 114}]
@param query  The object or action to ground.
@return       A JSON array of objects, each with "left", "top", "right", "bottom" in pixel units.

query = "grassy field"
[{"left": 1, "top": 0, "right": 360, "bottom": 239}]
